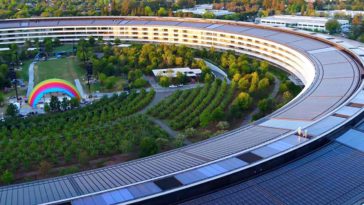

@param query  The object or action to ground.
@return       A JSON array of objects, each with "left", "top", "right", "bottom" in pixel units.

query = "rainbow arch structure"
[{"left": 28, "top": 78, "right": 81, "bottom": 108}]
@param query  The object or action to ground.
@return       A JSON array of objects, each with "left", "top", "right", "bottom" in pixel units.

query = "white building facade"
[{"left": 257, "top": 15, "right": 350, "bottom": 32}]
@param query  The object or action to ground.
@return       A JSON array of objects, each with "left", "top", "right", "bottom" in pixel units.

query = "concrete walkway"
[
  {"left": 195, "top": 58, "right": 231, "bottom": 84},
  {"left": 74, "top": 79, "right": 86, "bottom": 98},
  {"left": 26, "top": 62, "right": 36, "bottom": 97},
  {"left": 149, "top": 117, "right": 179, "bottom": 138}
]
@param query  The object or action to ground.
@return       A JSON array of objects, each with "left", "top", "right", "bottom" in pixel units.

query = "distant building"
[
  {"left": 256, "top": 15, "right": 350, "bottom": 32},
  {"left": 152, "top": 67, "right": 202, "bottom": 78},
  {"left": 316, "top": 10, "right": 364, "bottom": 18},
  {"left": 175, "top": 4, "right": 234, "bottom": 17}
]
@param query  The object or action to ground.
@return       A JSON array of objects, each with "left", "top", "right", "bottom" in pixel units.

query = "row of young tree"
[
  {"left": 0, "top": 90, "right": 159, "bottom": 184},
  {"left": 150, "top": 48, "right": 302, "bottom": 134},
  {"left": 149, "top": 80, "right": 237, "bottom": 130}
]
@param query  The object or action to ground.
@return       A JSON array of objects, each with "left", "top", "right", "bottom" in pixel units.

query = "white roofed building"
[
  {"left": 152, "top": 67, "right": 202, "bottom": 78},
  {"left": 257, "top": 15, "right": 350, "bottom": 32}
]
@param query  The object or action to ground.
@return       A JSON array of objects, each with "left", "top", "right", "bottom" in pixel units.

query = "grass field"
[
  {"left": 17, "top": 60, "right": 33, "bottom": 82},
  {"left": 53, "top": 44, "right": 74, "bottom": 53},
  {"left": 35, "top": 57, "right": 85, "bottom": 85}
]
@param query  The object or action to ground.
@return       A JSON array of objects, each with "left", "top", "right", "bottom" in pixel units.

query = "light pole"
[
  {"left": 9, "top": 62, "right": 19, "bottom": 101},
  {"left": 86, "top": 61, "right": 93, "bottom": 99}
]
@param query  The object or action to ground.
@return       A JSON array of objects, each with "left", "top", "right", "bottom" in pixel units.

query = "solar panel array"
[{"left": 182, "top": 141, "right": 364, "bottom": 205}]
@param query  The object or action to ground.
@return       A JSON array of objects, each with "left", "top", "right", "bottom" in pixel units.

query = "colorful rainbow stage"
[{"left": 28, "top": 78, "right": 81, "bottom": 108}]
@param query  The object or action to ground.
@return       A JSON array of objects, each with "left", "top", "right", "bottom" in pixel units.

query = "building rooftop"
[
  {"left": 152, "top": 67, "right": 202, "bottom": 78},
  {"left": 260, "top": 15, "right": 349, "bottom": 24}
]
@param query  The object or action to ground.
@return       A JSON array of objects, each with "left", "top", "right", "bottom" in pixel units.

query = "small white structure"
[
  {"left": 27, "top": 47, "right": 38, "bottom": 51},
  {"left": 257, "top": 15, "right": 350, "bottom": 32},
  {"left": 152, "top": 67, "right": 202, "bottom": 78},
  {"left": 0, "top": 47, "right": 10, "bottom": 52},
  {"left": 116, "top": 44, "right": 132, "bottom": 48}
]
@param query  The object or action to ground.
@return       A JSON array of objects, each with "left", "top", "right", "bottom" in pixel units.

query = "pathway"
[
  {"left": 196, "top": 58, "right": 231, "bottom": 84},
  {"left": 138, "top": 91, "right": 180, "bottom": 138},
  {"left": 74, "top": 79, "right": 86, "bottom": 99},
  {"left": 241, "top": 75, "right": 281, "bottom": 125},
  {"left": 26, "top": 62, "right": 36, "bottom": 97}
]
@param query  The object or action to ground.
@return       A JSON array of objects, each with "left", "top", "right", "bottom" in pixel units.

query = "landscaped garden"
[
  {"left": 0, "top": 89, "right": 174, "bottom": 184},
  {"left": 0, "top": 38, "right": 302, "bottom": 185}
]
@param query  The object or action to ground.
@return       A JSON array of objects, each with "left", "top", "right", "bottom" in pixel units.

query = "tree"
[
  {"left": 44, "top": 38, "right": 53, "bottom": 53},
  {"left": 200, "top": 111, "right": 212, "bottom": 127},
  {"left": 234, "top": 92, "right": 253, "bottom": 110},
  {"left": 5, "top": 103, "right": 18, "bottom": 118},
  {"left": 258, "top": 98, "right": 274, "bottom": 114},
  {"left": 175, "top": 72, "right": 187, "bottom": 85},
  {"left": 1, "top": 170, "right": 14, "bottom": 184},
  {"left": 204, "top": 73, "right": 213, "bottom": 83},
  {"left": 78, "top": 150, "right": 90, "bottom": 167},
  {"left": 216, "top": 121, "right": 230, "bottom": 130},
  {"left": 325, "top": 19, "right": 341, "bottom": 34},
  {"left": 159, "top": 76, "right": 170, "bottom": 87},
  {"left": 358, "top": 34, "right": 364, "bottom": 43},
  {"left": 114, "top": 38, "right": 121, "bottom": 45},
  {"left": 211, "top": 107, "right": 225, "bottom": 121},
  {"left": 38, "top": 161, "right": 52, "bottom": 177},
  {"left": 61, "top": 97, "right": 69, "bottom": 111},
  {"left": 157, "top": 7, "right": 167, "bottom": 16},
  {"left": 88, "top": 36, "right": 95, "bottom": 46},
  {"left": 258, "top": 78, "right": 270, "bottom": 91},
  {"left": 283, "top": 91, "right": 293, "bottom": 103},
  {"left": 49, "top": 96, "right": 61, "bottom": 112},
  {"left": 260, "top": 61, "right": 269, "bottom": 73},
  {"left": 0, "top": 92, "right": 4, "bottom": 107},
  {"left": 44, "top": 103, "right": 50, "bottom": 112},
  {"left": 144, "top": 6, "right": 153, "bottom": 16},
  {"left": 69, "top": 98, "right": 79, "bottom": 109},
  {"left": 132, "top": 78, "right": 147, "bottom": 88},
  {"left": 53, "top": 38, "right": 61, "bottom": 47},
  {"left": 202, "top": 11, "right": 215, "bottom": 19},
  {"left": 140, "top": 137, "right": 159, "bottom": 157}
]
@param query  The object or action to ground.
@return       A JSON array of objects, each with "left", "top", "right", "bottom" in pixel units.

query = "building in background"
[
  {"left": 316, "top": 10, "right": 364, "bottom": 18},
  {"left": 256, "top": 15, "right": 350, "bottom": 32},
  {"left": 175, "top": 4, "right": 234, "bottom": 17}
]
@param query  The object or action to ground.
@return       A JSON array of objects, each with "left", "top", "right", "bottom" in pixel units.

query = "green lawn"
[
  {"left": 35, "top": 56, "right": 127, "bottom": 93},
  {"left": 53, "top": 44, "right": 74, "bottom": 53},
  {"left": 35, "top": 57, "right": 86, "bottom": 85},
  {"left": 17, "top": 59, "right": 33, "bottom": 82}
]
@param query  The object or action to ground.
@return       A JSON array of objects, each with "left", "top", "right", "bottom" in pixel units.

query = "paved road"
[
  {"left": 196, "top": 58, "right": 231, "bottom": 84},
  {"left": 26, "top": 62, "right": 36, "bottom": 97}
]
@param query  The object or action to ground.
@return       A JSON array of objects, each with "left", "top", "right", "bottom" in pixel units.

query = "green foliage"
[
  {"left": 150, "top": 80, "right": 235, "bottom": 130},
  {"left": 233, "top": 92, "right": 253, "bottom": 110},
  {"left": 258, "top": 78, "right": 270, "bottom": 91},
  {"left": 0, "top": 170, "right": 14, "bottom": 185},
  {"left": 0, "top": 90, "right": 159, "bottom": 179},
  {"left": 140, "top": 137, "right": 159, "bottom": 157},
  {"left": 132, "top": 78, "right": 147, "bottom": 88},
  {"left": 0, "top": 92, "right": 4, "bottom": 107},
  {"left": 202, "top": 11, "right": 215, "bottom": 19},
  {"left": 49, "top": 96, "right": 61, "bottom": 112},
  {"left": 159, "top": 76, "right": 170, "bottom": 87},
  {"left": 5, "top": 103, "right": 18, "bottom": 118},
  {"left": 325, "top": 19, "right": 341, "bottom": 34},
  {"left": 216, "top": 121, "right": 230, "bottom": 130},
  {"left": 78, "top": 150, "right": 90, "bottom": 167}
]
